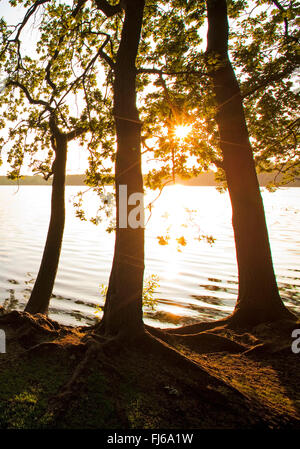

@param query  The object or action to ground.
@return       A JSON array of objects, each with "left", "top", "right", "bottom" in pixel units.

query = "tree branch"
[
  {"left": 72, "top": 0, "right": 88, "bottom": 17},
  {"left": 7, "top": 80, "right": 51, "bottom": 109},
  {"left": 156, "top": 72, "right": 179, "bottom": 119},
  {"left": 66, "top": 127, "right": 86, "bottom": 141},
  {"left": 241, "top": 64, "right": 297, "bottom": 99},
  {"left": 57, "top": 38, "right": 114, "bottom": 108},
  {"left": 271, "top": 0, "right": 289, "bottom": 36},
  {"left": 137, "top": 67, "right": 204, "bottom": 77},
  {"left": 94, "top": 0, "right": 122, "bottom": 17},
  {"left": 98, "top": 33, "right": 115, "bottom": 69},
  {"left": 270, "top": 0, "right": 298, "bottom": 41},
  {"left": 14, "top": 0, "right": 50, "bottom": 43}
]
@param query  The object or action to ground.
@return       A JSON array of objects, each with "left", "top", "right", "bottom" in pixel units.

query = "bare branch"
[
  {"left": 141, "top": 136, "right": 154, "bottom": 154},
  {"left": 145, "top": 179, "right": 173, "bottom": 227}
]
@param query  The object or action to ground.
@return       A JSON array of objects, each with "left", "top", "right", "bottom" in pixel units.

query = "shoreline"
[{"left": 0, "top": 173, "right": 299, "bottom": 187}]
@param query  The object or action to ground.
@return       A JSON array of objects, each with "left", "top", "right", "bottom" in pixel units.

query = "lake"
[{"left": 0, "top": 185, "right": 299, "bottom": 328}]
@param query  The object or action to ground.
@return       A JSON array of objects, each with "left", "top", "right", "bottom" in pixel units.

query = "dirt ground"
[{"left": 0, "top": 307, "right": 299, "bottom": 429}]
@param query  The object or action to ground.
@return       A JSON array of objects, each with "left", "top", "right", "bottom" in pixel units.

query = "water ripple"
[{"left": 0, "top": 185, "right": 299, "bottom": 327}]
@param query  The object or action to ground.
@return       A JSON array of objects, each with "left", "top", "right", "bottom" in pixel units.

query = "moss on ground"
[{"left": 0, "top": 353, "right": 70, "bottom": 428}]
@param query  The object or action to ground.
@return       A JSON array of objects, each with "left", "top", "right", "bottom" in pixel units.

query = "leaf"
[
  {"left": 176, "top": 236, "right": 187, "bottom": 246},
  {"left": 157, "top": 235, "right": 170, "bottom": 245}
]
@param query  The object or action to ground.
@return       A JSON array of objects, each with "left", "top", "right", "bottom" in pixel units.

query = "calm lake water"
[{"left": 0, "top": 185, "right": 299, "bottom": 328}]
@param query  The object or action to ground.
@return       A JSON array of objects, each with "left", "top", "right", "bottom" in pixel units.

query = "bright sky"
[{"left": 0, "top": 0, "right": 23, "bottom": 22}]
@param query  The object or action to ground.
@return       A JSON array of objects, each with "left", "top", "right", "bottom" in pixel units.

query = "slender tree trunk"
[
  {"left": 99, "top": 0, "right": 145, "bottom": 337},
  {"left": 205, "top": 0, "right": 295, "bottom": 326},
  {"left": 25, "top": 133, "right": 67, "bottom": 315}
]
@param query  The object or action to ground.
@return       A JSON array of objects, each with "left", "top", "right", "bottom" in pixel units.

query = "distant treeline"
[
  {"left": 178, "top": 172, "right": 300, "bottom": 187},
  {"left": 0, "top": 172, "right": 299, "bottom": 187},
  {"left": 0, "top": 174, "right": 85, "bottom": 186}
]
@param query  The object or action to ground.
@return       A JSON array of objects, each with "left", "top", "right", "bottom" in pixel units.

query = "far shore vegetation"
[{"left": 0, "top": 172, "right": 299, "bottom": 187}]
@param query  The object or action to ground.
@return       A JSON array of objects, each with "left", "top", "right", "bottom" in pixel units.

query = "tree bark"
[
  {"left": 25, "top": 131, "right": 67, "bottom": 315},
  {"left": 205, "top": 0, "right": 295, "bottom": 326},
  {"left": 99, "top": 0, "right": 145, "bottom": 337}
]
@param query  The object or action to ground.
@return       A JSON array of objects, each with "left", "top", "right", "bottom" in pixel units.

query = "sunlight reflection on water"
[{"left": 0, "top": 185, "right": 299, "bottom": 328}]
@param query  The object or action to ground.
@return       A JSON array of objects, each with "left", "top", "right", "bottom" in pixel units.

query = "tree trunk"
[
  {"left": 25, "top": 133, "right": 67, "bottom": 315},
  {"left": 205, "top": 0, "right": 295, "bottom": 326},
  {"left": 99, "top": 0, "right": 145, "bottom": 337}
]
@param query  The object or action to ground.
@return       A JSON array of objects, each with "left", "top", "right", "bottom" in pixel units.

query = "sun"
[{"left": 174, "top": 124, "right": 192, "bottom": 140}]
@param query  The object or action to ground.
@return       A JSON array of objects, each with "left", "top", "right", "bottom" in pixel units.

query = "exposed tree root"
[
  {"left": 47, "top": 338, "right": 128, "bottom": 426},
  {"left": 242, "top": 321, "right": 300, "bottom": 357},
  {"left": 171, "top": 332, "right": 246, "bottom": 353},
  {"left": 163, "top": 316, "right": 232, "bottom": 335},
  {"left": 242, "top": 342, "right": 292, "bottom": 357},
  {"left": 146, "top": 324, "right": 246, "bottom": 353},
  {"left": 162, "top": 307, "right": 299, "bottom": 336},
  {"left": 44, "top": 325, "right": 251, "bottom": 423},
  {"left": 146, "top": 314, "right": 300, "bottom": 361},
  {"left": 48, "top": 342, "right": 100, "bottom": 415},
  {"left": 0, "top": 310, "right": 61, "bottom": 337},
  {"left": 1, "top": 310, "right": 299, "bottom": 428},
  {"left": 225, "top": 306, "right": 298, "bottom": 329},
  {"left": 134, "top": 330, "right": 251, "bottom": 402},
  {"left": 0, "top": 311, "right": 60, "bottom": 352},
  {"left": 25, "top": 339, "right": 86, "bottom": 357}
]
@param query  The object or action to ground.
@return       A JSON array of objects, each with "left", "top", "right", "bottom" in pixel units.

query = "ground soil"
[{"left": 0, "top": 306, "right": 299, "bottom": 429}]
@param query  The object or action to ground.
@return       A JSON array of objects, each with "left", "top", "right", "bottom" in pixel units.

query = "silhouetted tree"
[
  {"left": 0, "top": 3, "right": 107, "bottom": 314},
  {"left": 93, "top": 0, "right": 146, "bottom": 339},
  {"left": 25, "top": 113, "right": 84, "bottom": 314},
  {"left": 205, "top": 0, "right": 296, "bottom": 325}
]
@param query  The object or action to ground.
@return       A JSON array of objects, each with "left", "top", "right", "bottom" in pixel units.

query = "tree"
[
  {"left": 0, "top": 0, "right": 147, "bottom": 335},
  {"left": 203, "top": 0, "right": 296, "bottom": 325},
  {"left": 92, "top": 0, "right": 146, "bottom": 339},
  {"left": 135, "top": 0, "right": 298, "bottom": 327},
  {"left": 24, "top": 112, "right": 83, "bottom": 314},
  {"left": 0, "top": 1, "right": 109, "bottom": 314}
]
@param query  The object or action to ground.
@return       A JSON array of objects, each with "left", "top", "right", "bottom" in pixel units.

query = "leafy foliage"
[
  {"left": 1, "top": 0, "right": 298, "bottom": 207},
  {"left": 0, "top": 0, "right": 115, "bottom": 186},
  {"left": 138, "top": 0, "right": 299, "bottom": 190},
  {"left": 95, "top": 274, "right": 160, "bottom": 316}
]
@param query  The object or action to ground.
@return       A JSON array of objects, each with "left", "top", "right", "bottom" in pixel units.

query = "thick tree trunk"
[
  {"left": 25, "top": 134, "right": 67, "bottom": 315},
  {"left": 205, "top": 0, "right": 295, "bottom": 326},
  {"left": 99, "top": 0, "right": 145, "bottom": 337}
]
